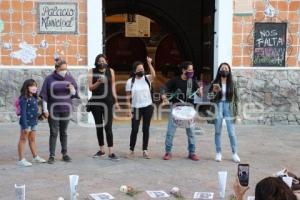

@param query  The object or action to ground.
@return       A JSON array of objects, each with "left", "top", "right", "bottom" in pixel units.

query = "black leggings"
[
  {"left": 130, "top": 105, "right": 154, "bottom": 151},
  {"left": 91, "top": 104, "right": 113, "bottom": 147}
]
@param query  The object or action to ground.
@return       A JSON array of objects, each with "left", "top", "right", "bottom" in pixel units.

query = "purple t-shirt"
[{"left": 39, "top": 71, "right": 79, "bottom": 113}]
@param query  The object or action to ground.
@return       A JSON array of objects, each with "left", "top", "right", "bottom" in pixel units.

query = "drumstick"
[
  {"left": 168, "top": 89, "right": 185, "bottom": 103},
  {"left": 188, "top": 88, "right": 200, "bottom": 99}
]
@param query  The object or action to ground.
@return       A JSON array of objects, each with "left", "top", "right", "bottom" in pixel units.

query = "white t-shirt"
[
  {"left": 221, "top": 83, "right": 226, "bottom": 101},
  {"left": 125, "top": 75, "right": 152, "bottom": 108}
]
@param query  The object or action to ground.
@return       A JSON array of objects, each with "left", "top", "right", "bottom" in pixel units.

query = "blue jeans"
[
  {"left": 165, "top": 111, "right": 196, "bottom": 154},
  {"left": 215, "top": 101, "right": 237, "bottom": 153}
]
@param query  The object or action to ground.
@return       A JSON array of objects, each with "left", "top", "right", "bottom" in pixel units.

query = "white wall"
[
  {"left": 87, "top": 0, "right": 103, "bottom": 123},
  {"left": 214, "top": 0, "right": 233, "bottom": 77}
]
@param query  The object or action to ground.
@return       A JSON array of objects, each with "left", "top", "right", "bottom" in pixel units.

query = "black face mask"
[
  {"left": 220, "top": 70, "right": 230, "bottom": 77},
  {"left": 135, "top": 71, "right": 144, "bottom": 77},
  {"left": 96, "top": 63, "right": 107, "bottom": 69}
]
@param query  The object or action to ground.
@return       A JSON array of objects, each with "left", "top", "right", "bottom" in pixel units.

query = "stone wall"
[
  {"left": 0, "top": 69, "right": 88, "bottom": 123},
  {"left": 232, "top": 69, "right": 300, "bottom": 125}
]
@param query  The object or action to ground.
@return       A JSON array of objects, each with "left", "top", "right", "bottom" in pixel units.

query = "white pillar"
[
  {"left": 87, "top": 0, "right": 103, "bottom": 123},
  {"left": 214, "top": 0, "right": 233, "bottom": 77}
]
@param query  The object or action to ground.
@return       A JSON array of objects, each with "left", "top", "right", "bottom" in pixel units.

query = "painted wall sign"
[
  {"left": 253, "top": 23, "right": 287, "bottom": 67},
  {"left": 37, "top": 2, "right": 78, "bottom": 34},
  {"left": 125, "top": 15, "right": 150, "bottom": 37}
]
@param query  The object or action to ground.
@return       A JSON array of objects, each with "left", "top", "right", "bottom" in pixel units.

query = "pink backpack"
[{"left": 15, "top": 98, "right": 21, "bottom": 116}]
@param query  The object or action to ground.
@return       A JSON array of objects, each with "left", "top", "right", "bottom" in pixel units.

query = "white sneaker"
[
  {"left": 215, "top": 153, "right": 222, "bottom": 162},
  {"left": 232, "top": 153, "right": 241, "bottom": 163},
  {"left": 32, "top": 155, "right": 46, "bottom": 163},
  {"left": 17, "top": 159, "right": 32, "bottom": 167}
]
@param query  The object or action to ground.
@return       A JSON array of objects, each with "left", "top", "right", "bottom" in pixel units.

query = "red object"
[
  {"left": 188, "top": 154, "right": 199, "bottom": 161},
  {"left": 163, "top": 153, "right": 172, "bottom": 160},
  {"left": 15, "top": 98, "right": 21, "bottom": 116}
]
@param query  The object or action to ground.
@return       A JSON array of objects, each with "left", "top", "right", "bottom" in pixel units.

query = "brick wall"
[
  {"left": 232, "top": 0, "right": 300, "bottom": 67},
  {"left": 0, "top": 0, "right": 87, "bottom": 66}
]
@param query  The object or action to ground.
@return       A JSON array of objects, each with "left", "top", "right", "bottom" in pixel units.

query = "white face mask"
[{"left": 58, "top": 70, "right": 67, "bottom": 77}]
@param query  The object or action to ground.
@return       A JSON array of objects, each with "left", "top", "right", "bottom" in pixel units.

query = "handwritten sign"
[
  {"left": 37, "top": 2, "right": 78, "bottom": 34},
  {"left": 253, "top": 23, "right": 287, "bottom": 67},
  {"left": 125, "top": 15, "right": 150, "bottom": 37}
]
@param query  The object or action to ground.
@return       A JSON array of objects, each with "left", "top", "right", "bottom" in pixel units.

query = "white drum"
[{"left": 172, "top": 106, "right": 197, "bottom": 128}]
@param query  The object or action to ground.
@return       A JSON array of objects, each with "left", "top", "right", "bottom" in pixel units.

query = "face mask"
[
  {"left": 29, "top": 86, "right": 37, "bottom": 94},
  {"left": 58, "top": 70, "right": 67, "bottom": 77},
  {"left": 185, "top": 71, "right": 194, "bottom": 78},
  {"left": 220, "top": 70, "right": 230, "bottom": 77},
  {"left": 136, "top": 71, "right": 144, "bottom": 77},
  {"left": 96, "top": 63, "right": 107, "bottom": 69}
]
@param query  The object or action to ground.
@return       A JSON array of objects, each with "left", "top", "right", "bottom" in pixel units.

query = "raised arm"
[{"left": 147, "top": 56, "right": 156, "bottom": 81}]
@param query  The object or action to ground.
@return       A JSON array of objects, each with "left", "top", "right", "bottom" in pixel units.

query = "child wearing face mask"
[{"left": 17, "top": 79, "right": 46, "bottom": 167}]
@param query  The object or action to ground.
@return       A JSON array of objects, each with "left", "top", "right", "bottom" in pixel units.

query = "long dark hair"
[
  {"left": 20, "top": 79, "right": 37, "bottom": 99},
  {"left": 213, "top": 62, "right": 234, "bottom": 100},
  {"left": 94, "top": 54, "right": 108, "bottom": 68},
  {"left": 255, "top": 177, "right": 297, "bottom": 200},
  {"left": 130, "top": 61, "right": 144, "bottom": 77}
]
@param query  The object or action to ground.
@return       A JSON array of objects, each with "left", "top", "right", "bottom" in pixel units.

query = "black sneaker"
[
  {"left": 93, "top": 150, "right": 105, "bottom": 158},
  {"left": 108, "top": 153, "right": 119, "bottom": 161},
  {"left": 47, "top": 156, "right": 55, "bottom": 164},
  {"left": 62, "top": 154, "right": 72, "bottom": 162}
]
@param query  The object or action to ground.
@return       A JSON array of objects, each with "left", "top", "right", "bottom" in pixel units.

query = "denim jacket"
[{"left": 19, "top": 96, "right": 39, "bottom": 130}]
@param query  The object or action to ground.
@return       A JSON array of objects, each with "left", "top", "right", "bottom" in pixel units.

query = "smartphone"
[{"left": 238, "top": 164, "right": 250, "bottom": 187}]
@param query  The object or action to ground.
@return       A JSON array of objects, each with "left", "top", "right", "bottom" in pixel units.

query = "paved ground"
[{"left": 0, "top": 121, "right": 299, "bottom": 200}]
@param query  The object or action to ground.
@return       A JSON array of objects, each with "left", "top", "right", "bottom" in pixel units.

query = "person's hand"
[
  {"left": 96, "top": 78, "right": 104, "bottom": 84},
  {"left": 67, "top": 84, "right": 75, "bottom": 90},
  {"left": 147, "top": 56, "right": 152, "bottom": 64},
  {"left": 127, "top": 110, "right": 132, "bottom": 118},
  {"left": 161, "top": 95, "right": 170, "bottom": 105},
  {"left": 213, "top": 85, "right": 220, "bottom": 93},
  {"left": 233, "top": 177, "right": 249, "bottom": 200},
  {"left": 43, "top": 112, "right": 49, "bottom": 119},
  {"left": 115, "top": 102, "right": 121, "bottom": 111},
  {"left": 197, "top": 87, "right": 204, "bottom": 97}
]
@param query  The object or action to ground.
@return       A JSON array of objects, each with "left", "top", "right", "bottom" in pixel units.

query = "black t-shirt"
[{"left": 163, "top": 76, "right": 199, "bottom": 104}]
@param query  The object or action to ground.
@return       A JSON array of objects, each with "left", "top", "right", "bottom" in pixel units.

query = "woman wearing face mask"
[
  {"left": 88, "top": 54, "right": 120, "bottom": 160},
  {"left": 209, "top": 62, "right": 240, "bottom": 163},
  {"left": 39, "top": 58, "right": 79, "bottom": 164},
  {"left": 160, "top": 61, "right": 202, "bottom": 161},
  {"left": 125, "top": 57, "right": 156, "bottom": 159}
]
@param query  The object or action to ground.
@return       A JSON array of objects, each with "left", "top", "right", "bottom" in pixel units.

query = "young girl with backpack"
[
  {"left": 17, "top": 79, "right": 46, "bottom": 167},
  {"left": 125, "top": 57, "right": 156, "bottom": 159}
]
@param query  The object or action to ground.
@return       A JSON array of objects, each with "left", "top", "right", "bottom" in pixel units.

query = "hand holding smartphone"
[
  {"left": 213, "top": 83, "right": 221, "bottom": 93},
  {"left": 238, "top": 164, "right": 250, "bottom": 187}
]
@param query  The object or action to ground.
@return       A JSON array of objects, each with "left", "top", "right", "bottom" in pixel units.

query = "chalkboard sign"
[
  {"left": 37, "top": 2, "right": 78, "bottom": 34},
  {"left": 253, "top": 23, "right": 287, "bottom": 67}
]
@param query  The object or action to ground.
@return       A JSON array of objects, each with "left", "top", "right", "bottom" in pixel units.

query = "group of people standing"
[{"left": 16, "top": 53, "right": 240, "bottom": 167}]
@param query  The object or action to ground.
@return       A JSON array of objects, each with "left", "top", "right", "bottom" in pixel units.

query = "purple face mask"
[{"left": 185, "top": 71, "right": 194, "bottom": 78}]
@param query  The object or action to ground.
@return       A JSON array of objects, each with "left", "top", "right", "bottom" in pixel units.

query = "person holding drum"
[
  {"left": 160, "top": 61, "right": 202, "bottom": 161},
  {"left": 125, "top": 57, "right": 155, "bottom": 159},
  {"left": 208, "top": 62, "right": 240, "bottom": 163}
]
